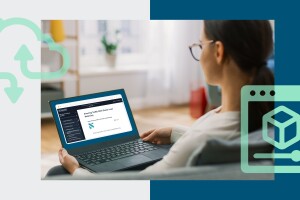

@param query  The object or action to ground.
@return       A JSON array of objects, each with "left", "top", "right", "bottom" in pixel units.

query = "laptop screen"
[{"left": 49, "top": 89, "right": 138, "bottom": 149}]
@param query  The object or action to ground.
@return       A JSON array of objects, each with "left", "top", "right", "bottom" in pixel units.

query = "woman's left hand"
[{"left": 58, "top": 148, "right": 79, "bottom": 174}]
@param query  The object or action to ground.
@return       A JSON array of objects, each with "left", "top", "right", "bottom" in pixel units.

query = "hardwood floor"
[
  {"left": 41, "top": 117, "right": 61, "bottom": 154},
  {"left": 41, "top": 105, "right": 196, "bottom": 153}
]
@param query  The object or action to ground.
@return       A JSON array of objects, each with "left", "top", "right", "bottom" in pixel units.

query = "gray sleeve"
[
  {"left": 142, "top": 131, "right": 208, "bottom": 173},
  {"left": 170, "top": 125, "right": 190, "bottom": 143},
  {"left": 72, "top": 168, "right": 93, "bottom": 176}
]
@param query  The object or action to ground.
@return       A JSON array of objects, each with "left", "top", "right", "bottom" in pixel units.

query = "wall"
[{"left": 64, "top": 68, "right": 148, "bottom": 110}]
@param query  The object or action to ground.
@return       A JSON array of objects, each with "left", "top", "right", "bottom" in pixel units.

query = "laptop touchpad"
[
  {"left": 91, "top": 161, "right": 125, "bottom": 172},
  {"left": 116, "top": 155, "right": 152, "bottom": 167}
]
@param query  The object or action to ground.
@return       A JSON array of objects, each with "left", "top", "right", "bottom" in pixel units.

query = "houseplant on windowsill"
[{"left": 101, "top": 30, "right": 120, "bottom": 68}]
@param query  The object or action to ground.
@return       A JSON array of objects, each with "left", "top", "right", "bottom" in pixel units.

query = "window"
[{"left": 79, "top": 20, "right": 147, "bottom": 67}]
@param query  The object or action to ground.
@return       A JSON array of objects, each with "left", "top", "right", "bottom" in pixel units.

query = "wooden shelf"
[
  {"left": 41, "top": 78, "right": 64, "bottom": 84},
  {"left": 41, "top": 20, "right": 80, "bottom": 119},
  {"left": 41, "top": 38, "right": 77, "bottom": 48},
  {"left": 41, "top": 73, "right": 76, "bottom": 84},
  {"left": 41, "top": 112, "right": 53, "bottom": 119}
]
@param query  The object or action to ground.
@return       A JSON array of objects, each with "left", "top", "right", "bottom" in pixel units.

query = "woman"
[{"left": 55, "top": 20, "right": 274, "bottom": 175}]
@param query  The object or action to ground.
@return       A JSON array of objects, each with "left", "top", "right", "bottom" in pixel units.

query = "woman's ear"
[{"left": 214, "top": 41, "right": 225, "bottom": 64}]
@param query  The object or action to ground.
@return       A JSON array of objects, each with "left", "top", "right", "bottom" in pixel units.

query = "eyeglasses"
[{"left": 189, "top": 40, "right": 215, "bottom": 61}]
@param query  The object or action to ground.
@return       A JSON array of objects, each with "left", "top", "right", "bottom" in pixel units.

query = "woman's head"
[
  {"left": 199, "top": 20, "right": 274, "bottom": 132},
  {"left": 200, "top": 20, "right": 273, "bottom": 86}
]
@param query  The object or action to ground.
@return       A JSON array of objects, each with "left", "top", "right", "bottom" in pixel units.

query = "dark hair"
[{"left": 204, "top": 20, "right": 274, "bottom": 132}]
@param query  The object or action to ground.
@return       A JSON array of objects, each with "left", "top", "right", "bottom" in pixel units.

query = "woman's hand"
[
  {"left": 58, "top": 148, "right": 79, "bottom": 175},
  {"left": 140, "top": 127, "right": 172, "bottom": 145}
]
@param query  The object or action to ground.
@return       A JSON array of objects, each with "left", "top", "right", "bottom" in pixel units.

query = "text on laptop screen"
[{"left": 55, "top": 94, "right": 132, "bottom": 144}]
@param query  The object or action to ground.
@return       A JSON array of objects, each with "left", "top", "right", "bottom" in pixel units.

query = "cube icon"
[{"left": 262, "top": 106, "right": 300, "bottom": 150}]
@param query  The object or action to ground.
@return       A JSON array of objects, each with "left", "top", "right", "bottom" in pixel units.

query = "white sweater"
[{"left": 73, "top": 107, "right": 240, "bottom": 176}]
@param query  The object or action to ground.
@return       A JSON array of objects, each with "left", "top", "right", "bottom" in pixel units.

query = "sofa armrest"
[{"left": 44, "top": 161, "right": 274, "bottom": 180}]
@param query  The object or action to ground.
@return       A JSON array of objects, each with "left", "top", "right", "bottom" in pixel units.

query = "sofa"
[{"left": 44, "top": 128, "right": 274, "bottom": 180}]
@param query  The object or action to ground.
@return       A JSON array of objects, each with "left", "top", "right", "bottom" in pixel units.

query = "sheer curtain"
[{"left": 144, "top": 20, "right": 203, "bottom": 107}]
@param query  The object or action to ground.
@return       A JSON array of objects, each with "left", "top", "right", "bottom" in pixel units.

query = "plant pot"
[{"left": 105, "top": 54, "right": 117, "bottom": 68}]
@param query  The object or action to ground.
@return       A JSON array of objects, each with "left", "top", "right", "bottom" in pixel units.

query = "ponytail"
[
  {"left": 251, "top": 64, "right": 274, "bottom": 85},
  {"left": 249, "top": 64, "right": 274, "bottom": 132}
]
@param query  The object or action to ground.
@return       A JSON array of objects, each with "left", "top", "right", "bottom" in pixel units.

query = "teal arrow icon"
[
  {"left": 0, "top": 18, "right": 71, "bottom": 104},
  {"left": 0, "top": 18, "right": 70, "bottom": 80},
  {"left": 14, "top": 45, "right": 34, "bottom": 61},
  {"left": 0, "top": 72, "right": 24, "bottom": 103},
  {"left": 14, "top": 44, "right": 40, "bottom": 79},
  {"left": 0, "top": 18, "right": 41, "bottom": 40}
]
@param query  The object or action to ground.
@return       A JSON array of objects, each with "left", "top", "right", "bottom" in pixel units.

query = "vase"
[
  {"left": 50, "top": 20, "right": 65, "bottom": 42},
  {"left": 105, "top": 54, "right": 117, "bottom": 68},
  {"left": 190, "top": 86, "right": 207, "bottom": 119}
]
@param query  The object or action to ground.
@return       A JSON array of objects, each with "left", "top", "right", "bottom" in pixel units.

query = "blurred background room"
[{"left": 41, "top": 20, "right": 274, "bottom": 177}]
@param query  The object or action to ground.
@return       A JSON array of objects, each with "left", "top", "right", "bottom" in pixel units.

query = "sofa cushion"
[{"left": 186, "top": 128, "right": 274, "bottom": 166}]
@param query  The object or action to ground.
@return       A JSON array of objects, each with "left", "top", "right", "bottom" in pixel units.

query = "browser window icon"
[{"left": 241, "top": 85, "right": 300, "bottom": 173}]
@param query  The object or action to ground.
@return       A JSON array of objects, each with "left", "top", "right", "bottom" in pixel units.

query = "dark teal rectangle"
[{"left": 150, "top": 0, "right": 300, "bottom": 199}]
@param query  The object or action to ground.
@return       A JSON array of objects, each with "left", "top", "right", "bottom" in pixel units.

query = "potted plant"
[{"left": 101, "top": 30, "right": 120, "bottom": 67}]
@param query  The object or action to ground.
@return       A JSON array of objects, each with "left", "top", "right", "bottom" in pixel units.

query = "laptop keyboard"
[{"left": 74, "top": 140, "right": 158, "bottom": 166}]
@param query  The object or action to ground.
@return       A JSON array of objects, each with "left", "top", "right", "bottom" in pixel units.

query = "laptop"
[{"left": 49, "top": 89, "right": 170, "bottom": 173}]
